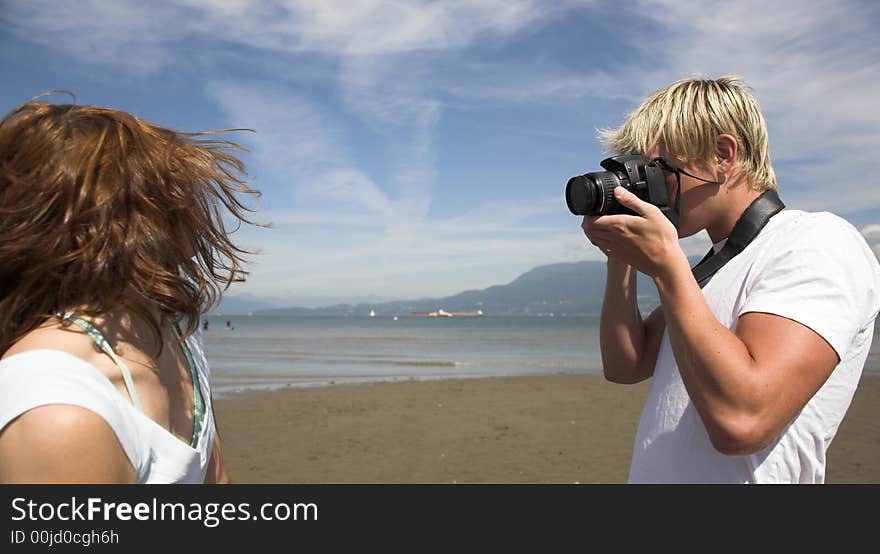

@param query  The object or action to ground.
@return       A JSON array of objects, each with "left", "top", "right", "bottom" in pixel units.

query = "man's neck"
[{"left": 704, "top": 184, "right": 763, "bottom": 244}]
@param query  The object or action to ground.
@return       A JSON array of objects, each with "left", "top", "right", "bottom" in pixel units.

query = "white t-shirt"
[
  {"left": 0, "top": 327, "right": 215, "bottom": 483},
  {"left": 628, "top": 209, "right": 880, "bottom": 483}
]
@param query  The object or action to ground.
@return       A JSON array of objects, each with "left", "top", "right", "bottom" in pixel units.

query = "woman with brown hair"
[{"left": 0, "top": 97, "right": 260, "bottom": 483}]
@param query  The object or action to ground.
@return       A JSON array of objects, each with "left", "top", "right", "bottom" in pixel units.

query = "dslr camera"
[{"left": 565, "top": 155, "right": 676, "bottom": 224}]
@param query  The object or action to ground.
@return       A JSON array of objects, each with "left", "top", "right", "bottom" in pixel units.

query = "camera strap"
[
  {"left": 649, "top": 157, "right": 722, "bottom": 231},
  {"left": 691, "top": 189, "right": 785, "bottom": 288}
]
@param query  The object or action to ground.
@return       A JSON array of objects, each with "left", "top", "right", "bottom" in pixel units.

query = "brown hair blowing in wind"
[{"left": 0, "top": 94, "right": 263, "bottom": 356}]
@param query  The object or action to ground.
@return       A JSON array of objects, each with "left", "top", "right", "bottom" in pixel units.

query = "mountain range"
[{"left": 212, "top": 260, "right": 679, "bottom": 317}]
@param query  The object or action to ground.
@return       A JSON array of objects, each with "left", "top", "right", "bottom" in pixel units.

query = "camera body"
[{"left": 565, "top": 155, "right": 675, "bottom": 224}]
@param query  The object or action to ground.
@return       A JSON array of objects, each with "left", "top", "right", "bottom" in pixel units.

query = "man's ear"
[{"left": 715, "top": 134, "right": 738, "bottom": 183}]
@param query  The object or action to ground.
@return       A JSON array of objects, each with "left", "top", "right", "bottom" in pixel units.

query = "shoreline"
[
  {"left": 211, "top": 370, "right": 604, "bottom": 399},
  {"left": 214, "top": 373, "right": 880, "bottom": 483}
]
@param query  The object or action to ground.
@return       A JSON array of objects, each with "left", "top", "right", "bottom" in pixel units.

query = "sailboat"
[{"left": 369, "top": 309, "right": 376, "bottom": 317}]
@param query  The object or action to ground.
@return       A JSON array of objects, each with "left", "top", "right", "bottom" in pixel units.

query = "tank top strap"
[
  {"left": 171, "top": 323, "right": 205, "bottom": 448},
  {"left": 58, "top": 312, "right": 144, "bottom": 413}
]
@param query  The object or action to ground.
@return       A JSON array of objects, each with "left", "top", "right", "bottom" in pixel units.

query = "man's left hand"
[{"left": 581, "top": 187, "right": 684, "bottom": 278}]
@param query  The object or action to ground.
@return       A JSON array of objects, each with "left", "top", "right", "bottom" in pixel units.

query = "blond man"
[{"left": 582, "top": 76, "right": 880, "bottom": 483}]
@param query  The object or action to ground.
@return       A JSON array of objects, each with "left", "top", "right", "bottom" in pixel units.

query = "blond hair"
[{"left": 599, "top": 76, "right": 776, "bottom": 192}]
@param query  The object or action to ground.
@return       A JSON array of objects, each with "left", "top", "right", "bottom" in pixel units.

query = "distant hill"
[
  {"left": 255, "top": 260, "right": 681, "bottom": 317},
  {"left": 209, "top": 293, "right": 278, "bottom": 316}
]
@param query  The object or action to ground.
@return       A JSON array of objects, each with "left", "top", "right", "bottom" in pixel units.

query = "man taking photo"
[{"left": 580, "top": 76, "right": 880, "bottom": 483}]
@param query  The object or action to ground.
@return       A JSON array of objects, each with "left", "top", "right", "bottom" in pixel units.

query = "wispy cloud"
[
  {"left": 428, "top": 1, "right": 880, "bottom": 215},
  {"left": 233, "top": 223, "right": 594, "bottom": 304},
  {"left": 861, "top": 225, "right": 880, "bottom": 262},
  {"left": 204, "top": 75, "right": 593, "bottom": 304},
  {"left": 3, "top": 1, "right": 565, "bottom": 68},
  {"left": 608, "top": 0, "right": 880, "bottom": 214},
  {"left": 5, "top": 0, "right": 876, "bottom": 305},
  {"left": 181, "top": 2, "right": 604, "bottom": 303},
  {"left": 205, "top": 81, "right": 399, "bottom": 225},
  {"left": 207, "top": 81, "right": 342, "bottom": 177}
]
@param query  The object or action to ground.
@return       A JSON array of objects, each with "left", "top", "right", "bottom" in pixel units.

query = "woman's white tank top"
[{"left": 0, "top": 318, "right": 215, "bottom": 483}]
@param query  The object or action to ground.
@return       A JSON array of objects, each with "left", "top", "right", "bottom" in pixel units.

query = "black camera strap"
[
  {"left": 649, "top": 157, "right": 723, "bottom": 231},
  {"left": 691, "top": 189, "right": 785, "bottom": 288}
]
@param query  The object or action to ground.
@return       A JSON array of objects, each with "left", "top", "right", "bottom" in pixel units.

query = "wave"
[
  {"left": 209, "top": 355, "right": 602, "bottom": 372},
  {"left": 382, "top": 360, "right": 458, "bottom": 367}
]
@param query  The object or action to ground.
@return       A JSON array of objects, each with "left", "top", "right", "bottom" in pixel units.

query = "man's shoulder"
[
  {"left": 764, "top": 210, "right": 869, "bottom": 253},
  {"left": 771, "top": 209, "right": 854, "bottom": 233},
  {"left": 753, "top": 210, "right": 880, "bottom": 296},
  {"left": 796, "top": 210, "right": 859, "bottom": 231}
]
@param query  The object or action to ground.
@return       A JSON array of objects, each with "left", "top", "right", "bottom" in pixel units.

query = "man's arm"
[
  {"left": 653, "top": 255, "right": 839, "bottom": 455},
  {"left": 588, "top": 187, "right": 843, "bottom": 455},
  {"left": 0, "top": 405, "right": 136, "bottom": 483},
  {"left": 599, "top": 257, "right": 665, "bottom": 384}
]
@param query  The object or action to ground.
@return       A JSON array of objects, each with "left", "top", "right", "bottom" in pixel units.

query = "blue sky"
[{"left": 2, "top": 0, "right": 879, "bottom": 308}]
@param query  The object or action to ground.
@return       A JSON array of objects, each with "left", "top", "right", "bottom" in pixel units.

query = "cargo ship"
[{"left": 409, "top": 309, "right": 483, "bottom": 318}]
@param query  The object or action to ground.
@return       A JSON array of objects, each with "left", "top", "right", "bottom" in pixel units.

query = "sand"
[{"left": 214, "top": 373, "right": 880, "bottom": 484}]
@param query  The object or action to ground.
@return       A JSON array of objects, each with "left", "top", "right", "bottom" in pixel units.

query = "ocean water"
[
  {"left": 202, "top": 315, "right": 880, "bottom": 396},
  {"left": 202, "top": 315, "right": 604, "bottom": 396}
]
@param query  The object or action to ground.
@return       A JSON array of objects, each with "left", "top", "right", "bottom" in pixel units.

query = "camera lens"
[
  {"left": 566, "top": 175, "right": 598, "bottom": 215},
  {"left": 566, "top": 171, "right": 620, "bottom": 215}
]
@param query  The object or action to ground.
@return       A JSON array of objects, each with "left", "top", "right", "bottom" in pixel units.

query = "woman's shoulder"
[
  {"left": 0, "top": 402, "right": 136, "bottom": 483},
  {"left": 0, "top": 349, "right": 145, "bottom": 482},
  {"left": 2, "top": 316, "right": 101, "bottom": 364},
  {"left": 0, "top": 349, "right": 136, "bottom": 432}
]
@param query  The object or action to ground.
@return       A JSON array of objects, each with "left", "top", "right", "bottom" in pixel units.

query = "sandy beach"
[{"left": 214, "top": 373, "right": 880, "bottom": 484}]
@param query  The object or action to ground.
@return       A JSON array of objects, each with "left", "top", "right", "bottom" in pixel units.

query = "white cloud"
[
  {"left": 181, "top": 4, "right": 594, "bottom": 302},
  {"left": 219, "top": 160, "right": 598, "bottom": 299},
  {"left": 431, "top": 1, "right": 880, "bottom": 215},
  {"left": 207, "top": 81, "right": 341, "bottom": 176},
  {"left": 2, "top": 1, "right": 188, "bottom": 73},
  {"left": 10, "top": 0, "right": 876, "bottom": 305},
  {"left": 203, "top": 76, "right": 591, "bottom": 303},
  {"left": 231, "top": 199, "right": 598, "bottom": 304},
  {"left": 680, "top": 231, "right": 713, "bottom": 258},
  {"left": 3, "top": 1, "right": 566, "bottom": 69},
  {"left": 613, "top": 0, "right": 880, "bottom": 214},
  {"left": 440, "top": 63, "right": 642, "bottom": 105},
  {"left": 205, "top": 81, "right": 401, "bottom": 225},
  {"left": 276, "top": 0, "right": 549, "bottom": 56},
  {"left": 311, "top": 168, "right": 395, "bottom": 218},
  {"left": 861, "top": 225, "right": 880, "bottom": 261}
]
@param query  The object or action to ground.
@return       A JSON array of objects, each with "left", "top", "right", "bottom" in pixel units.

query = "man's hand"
[{"left": 581, "top": 187, "right": 684, "bottom": 277}]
